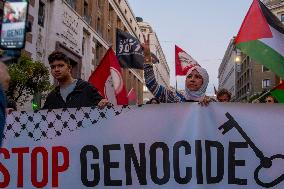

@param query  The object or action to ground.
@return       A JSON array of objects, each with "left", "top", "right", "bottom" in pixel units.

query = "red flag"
[
  {"left": 175, "top": 45, "right": 200, "bottom": 76},
  {"left": 127, "top": 88, "right": 137, "bottom": 105},
  {"left": 88, "top": 48, "right": 128, "bottom": 105}
]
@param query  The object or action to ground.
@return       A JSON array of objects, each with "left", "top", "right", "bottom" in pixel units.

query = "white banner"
[{"left": 1, "top": 103, "right": 284, "bottom": 189}]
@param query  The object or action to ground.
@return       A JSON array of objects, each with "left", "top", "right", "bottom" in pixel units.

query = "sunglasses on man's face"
[{"left": 266, "top": 100, "right": 273, "bottom": 103}]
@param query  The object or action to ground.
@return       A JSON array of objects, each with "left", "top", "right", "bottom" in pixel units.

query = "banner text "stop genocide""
[{"left": 0, "top": 140, "right": 249, "bottom": 188}]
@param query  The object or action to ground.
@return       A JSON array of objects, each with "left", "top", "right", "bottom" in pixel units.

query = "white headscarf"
[{"left": 184, "top": 66, "right": 209, "bottom": 101}]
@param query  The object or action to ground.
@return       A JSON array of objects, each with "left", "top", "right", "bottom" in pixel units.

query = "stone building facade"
[
  {"left": 218, "top": 38, "right": 237, "bottom": 100},
  {"left": 7, "top": 0, "right": 147, "bottom": 105},
  {"left": 235, "top": 54, "right": 280, "bottom": 102},
  {"left": 264, "top": 0, "right": 284, "bottom": 23}
]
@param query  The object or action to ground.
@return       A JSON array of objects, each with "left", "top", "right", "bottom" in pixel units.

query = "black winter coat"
[{"left": 42, "top": 79, "right": 103, "bottom": 110}]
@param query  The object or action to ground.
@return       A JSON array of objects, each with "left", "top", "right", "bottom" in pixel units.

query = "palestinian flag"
[
  {"left": 271, "top": 82, "right": 284, "bottom": 103},
  {"left": 235, "top": 0, "right": 284, "bottom": 79}
]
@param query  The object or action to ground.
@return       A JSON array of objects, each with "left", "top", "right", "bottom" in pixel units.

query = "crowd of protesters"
[
  {"left": 0, "top": 50, "right": 280, "bottom": 116},
  {"left": 0, "top": 46, "right": 281, "bottom": 133},
  {"left": 0, "top": 49, "right": 282, "bottom": 147}
]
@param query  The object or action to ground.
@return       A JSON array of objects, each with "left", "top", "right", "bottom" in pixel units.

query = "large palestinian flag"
[{"left": 235, "top": 0, "right": 284, "bottom": 79}]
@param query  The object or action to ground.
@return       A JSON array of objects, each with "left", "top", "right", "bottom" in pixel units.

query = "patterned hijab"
[{"left": 184, "top": 66, "right": 209, "bottom": 101}]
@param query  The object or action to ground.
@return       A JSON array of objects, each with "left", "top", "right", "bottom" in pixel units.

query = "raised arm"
[
  {"left": 142, "top": 34, "right": 183, "bottom": 103},
  {"left": 144, "top": 63, "right": 183, "bottom": 103}
]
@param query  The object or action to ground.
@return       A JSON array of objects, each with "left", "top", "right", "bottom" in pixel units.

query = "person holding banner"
[
  {"left": 143, "top": 36, "right": 211, "bottom": 105},
  {"left": 216, "top": 88, "right": 231, "bottom": 102},
  {"left": 43, "top": 51, "right": 109, "bottom": 110},
  {"left": 265, "top": 95, "right": 278, "bottom": 104}
]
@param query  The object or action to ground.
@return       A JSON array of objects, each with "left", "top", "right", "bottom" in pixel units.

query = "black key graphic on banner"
[
  {"left": 219, "top": 113, "right": 284, "bottom": 188},
  {"left": 116, "top": 29, "right": 144, "bottom": 70}
]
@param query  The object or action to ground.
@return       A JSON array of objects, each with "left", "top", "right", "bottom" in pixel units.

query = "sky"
[{"left": 128, "top": 0, "right": 253, "bottom": 95}]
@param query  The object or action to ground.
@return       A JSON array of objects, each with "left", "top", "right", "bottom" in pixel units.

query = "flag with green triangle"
[
  {"left": 271, "top": 82, "right": 284, "bottom": 103},
  {"left": 235, "top": 0, "right": 284, "bottom": 79}
]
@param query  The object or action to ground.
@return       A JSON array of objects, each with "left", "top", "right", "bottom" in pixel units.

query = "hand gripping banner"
[{"left": 1, "top": 103, "right": 284, "bottom": 188}]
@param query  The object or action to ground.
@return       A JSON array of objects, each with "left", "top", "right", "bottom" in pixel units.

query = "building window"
[
  {"left": 98, "top": 0, "right": 103, "bottom": 10},
  {"left": 262, "top": 65, "right": 269, "bottom": 72},
  {"left": 84, "top": 1, "right": 88, "bottom": 17},
  {"left": 97, "top": 17, "right": 102, "bottom": 35},
  {"left": 108, "top": 4, "right": 114, "bottom": 24},
  {"left": 82, "top": 37, "right": 85, "bottom": 55},
  {"left": 66, "top": 0, "right": 76, "bottom": 9},
  {"left": 38, "top": 1, "right": 45, "bottom": 27},
  {"left": 96, "top": 43, "right": 103, "bottom": 65},
  {"left": 117, "top": 18, "right": 122, "bottom": 28},
  {"left": 281, "top": 14, "right": 284, "bottom": 22},
  {"left": 107, "top": 28, "right": 112, "bottom": 44},
  {"left": 262, "top": 79, "right": 270, "bottom": 88}
]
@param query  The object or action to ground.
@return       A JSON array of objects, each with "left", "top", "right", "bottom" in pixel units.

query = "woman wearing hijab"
[
  {"left": 142, "top": 35, "right": 211, "bottom": 105},
  {"left": 144, "top": 63, "right": 210, "bottom": 104}
]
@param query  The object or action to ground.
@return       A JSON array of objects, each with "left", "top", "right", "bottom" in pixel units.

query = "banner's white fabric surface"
[{"left": 2, "top": 103, "right": 284, "bottom": 189}]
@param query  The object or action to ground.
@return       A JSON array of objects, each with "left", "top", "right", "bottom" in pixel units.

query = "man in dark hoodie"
[{"left": 43, "top": 51, "right": 109, "bottom": 110}]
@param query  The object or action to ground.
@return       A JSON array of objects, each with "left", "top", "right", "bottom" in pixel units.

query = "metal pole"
[{"left": 175, "top": 76, "right": 178, "bottom": 91}]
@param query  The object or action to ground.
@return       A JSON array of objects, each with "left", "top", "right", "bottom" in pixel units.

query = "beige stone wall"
[
  {"left": 19, "top": 0, "right": 146, "bottom": 105},
  {"left": 218, "top": 39, "right": 236, "bottom": 99},
  {"left": 235, "top": 55, "right": 280, "bottom": 102},
  {"left": 265, "top": 0, "right": 284, "bottom": 22}
]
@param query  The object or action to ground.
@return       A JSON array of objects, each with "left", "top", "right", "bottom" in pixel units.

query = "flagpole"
[
  {"left": 256, "top": 86, "right": 278, "bottom": 101},
  {"left": 254, "top": 83, "right": 280, "bottom": 102},
  {"left": 175, "top": 76, "right": 178, "bottom": 91}
]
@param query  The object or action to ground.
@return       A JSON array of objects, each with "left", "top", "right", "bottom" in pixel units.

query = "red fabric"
[
  {"left": 88, "top": 48, "right": 128, "bottom": 105},
  {"left": 175, "top": 45, "right": 199, "bottom": 76},
  {"left": 235, "top": 0, "right": 272, "bottom": 44},
  {"left": 175, "top": 45, "right": 186, "bottom": 76},
  {"left": 127, "top": 88, "right": 137, "bottom": 104},
  {"left": 273, "top": 82, "right": 284, "bottom": 90}
]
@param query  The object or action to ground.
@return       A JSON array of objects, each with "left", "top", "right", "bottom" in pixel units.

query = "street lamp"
[
  {"left": 234, "top": 49, "right": 242, "bottom": 73},
  {"left": 235, "top": 55, "right": 241, "bottom": 64}
]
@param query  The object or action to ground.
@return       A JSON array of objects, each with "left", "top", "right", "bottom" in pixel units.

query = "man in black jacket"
[{"left": 43, "top": 51, "right": 109, "bottom": 110}]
